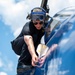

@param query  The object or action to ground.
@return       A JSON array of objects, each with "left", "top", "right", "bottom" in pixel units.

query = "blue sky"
[{"left": 0, "top": 0, "right": 75, "bottom": 75}]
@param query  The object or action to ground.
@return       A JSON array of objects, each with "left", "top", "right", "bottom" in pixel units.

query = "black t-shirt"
[{"left": 18, "top": 21, "right": 45, "bottom": 65}]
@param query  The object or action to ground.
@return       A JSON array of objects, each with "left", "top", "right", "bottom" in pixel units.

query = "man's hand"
[
  {"left": 31, "top": 54, "right": 39, "bottom": 67},
  {"left": 38, "top": 56, "right": 46, "bottom": 67},
  {"left": 37, "top": 44, "right": 58, "bottom": 67}
]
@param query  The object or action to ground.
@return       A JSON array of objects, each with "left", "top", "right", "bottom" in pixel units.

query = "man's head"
[
  {"left": 31, "top": 7, "right": 46, "bottom": 30},
  {"left": 31, "top": 7, "right": 46, "bottom": 21}
]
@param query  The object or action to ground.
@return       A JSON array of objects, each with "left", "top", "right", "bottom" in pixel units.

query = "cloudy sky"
[{"left": 0, "top": 0, "right": 75, "bottom": 75}]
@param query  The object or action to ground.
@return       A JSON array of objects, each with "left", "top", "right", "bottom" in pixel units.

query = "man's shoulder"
[
  {"left": 24, "top": 21, "right": 33, "bottom": 27},
  {"left": 22, "top": 22, "right": 31, "bottom": 34},
  {"left": 23, "top": 21, "right": 34, "bottom": 34},
  {"left": 24, "top": 21, "right": 30, "bottom": 27}
]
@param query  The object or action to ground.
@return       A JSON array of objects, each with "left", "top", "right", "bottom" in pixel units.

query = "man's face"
[{"left": 33, "top": 20, "right": 44, "bottom": 30}]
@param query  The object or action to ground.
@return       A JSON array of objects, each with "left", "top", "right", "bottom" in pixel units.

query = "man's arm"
[{"left": 24, "top": 35, "right": 38, "bottom": 66}]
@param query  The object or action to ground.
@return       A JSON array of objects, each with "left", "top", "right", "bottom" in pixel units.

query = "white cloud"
[
  {"left": 0, "top": 72, "right": 7, "bottom": 75},
  {"left": 59, "top": 70, "right": 69, "bottom": 75},
  {"left": 0, "top": 0, "right": 75, "bottom": 37},
  {"left": 48, "top": 0, "right": 75, "bottom": 16},
  {"left": 0, "top": 0, "right": 41, "bottom": 37},
  {"left": 3, "top": 57, "right": 14, "bottom": 72},
  {"left": 0, "top": 52, "right": 1, "bottom": 56},
  {"left": 0, "top": 52, "right": 4, "bottom": 67},
  {"left": 13, "top": 26, "right": 22, "bottom": 37},
  {"left": 59, "top": 38, "right": 69, "bottom": 47},
  {"left": 0, "top": 58, "right": 3, "bottom": 67},
  {"left": 3, "top": 61, "right": 14, "bottom": 72},
  {"left": 47, "top": 58, "right": 62, "bottom": 75},
  {"left": 0, "top": 0, "right": 28, "bottom": 31},
  {"left": 0, "top": 53, "right": 14, "bottom": 72},
  {"left": 59, "top": 30, "right": 75, "bottom": 52}
]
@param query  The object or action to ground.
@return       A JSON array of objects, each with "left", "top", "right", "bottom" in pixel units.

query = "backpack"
[
  {"left": 11, "top": 37, "right": 25, "bottom": 55},
  {"left": 11, "top": 22, "right": 30, "bottom": 55}
]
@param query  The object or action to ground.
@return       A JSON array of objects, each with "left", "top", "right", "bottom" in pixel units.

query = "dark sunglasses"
[{"left": 33, "top": 21, "right": 44, "bottom": 25}]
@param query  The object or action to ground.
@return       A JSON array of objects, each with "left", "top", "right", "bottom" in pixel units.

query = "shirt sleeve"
[{"left": 15, "top": 22, "right": 30, "bottom": 44}]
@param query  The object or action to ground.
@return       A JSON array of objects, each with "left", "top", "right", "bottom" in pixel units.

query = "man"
[{"left": 12, "top": 7, "right": 47, "bottom": 75}]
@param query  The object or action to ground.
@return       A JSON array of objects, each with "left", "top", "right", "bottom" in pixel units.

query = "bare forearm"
[
  {"left": 24, "top": 35, "right": 38, "bottom": 66},
  {"left": 27, "top": 37, "right": 36, "bottom": 56},
  {"left": 24, "top": 35, "right": 36, "bottom": 56}
]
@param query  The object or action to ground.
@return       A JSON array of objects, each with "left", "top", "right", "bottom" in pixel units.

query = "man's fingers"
[{"left": 31, "top": 57, "right": 39, "bottom": 66}]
